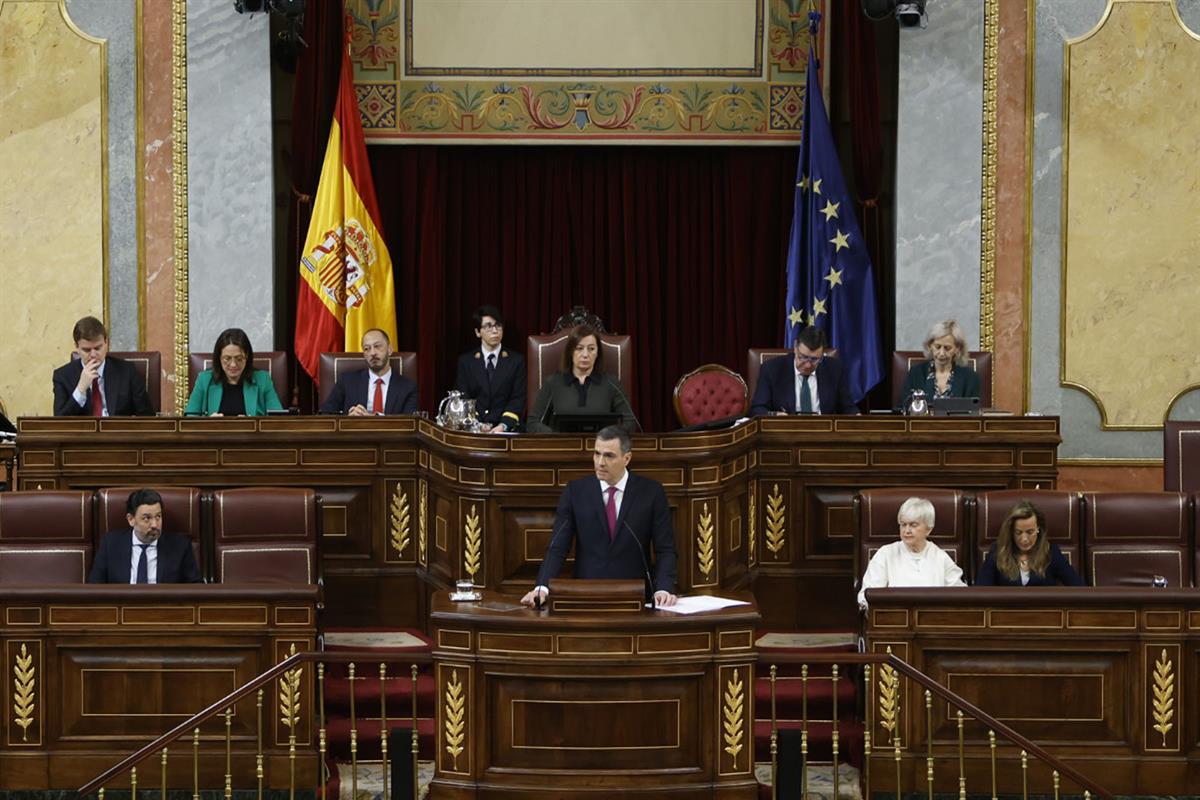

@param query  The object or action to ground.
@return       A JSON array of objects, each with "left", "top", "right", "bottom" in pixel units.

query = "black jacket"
[
  {"left": 52, "top": 356, "right": 154, "bottom": 417},
  {"left": 749, "top": 354, "right": 857, "bottom": 415},
  {"left": 319, "top": 368, "right": 419, "bottom": 415},
  {"left": 454, "top": 348, "right": 526, "bottom": 429},
  {"left": 88, "top": 529, "right": 202, "bottom": 584}
]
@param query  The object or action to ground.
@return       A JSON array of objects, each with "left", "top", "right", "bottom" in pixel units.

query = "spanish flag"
[{"left": 294, "top": 23, "right": 397, "bottom": 382}]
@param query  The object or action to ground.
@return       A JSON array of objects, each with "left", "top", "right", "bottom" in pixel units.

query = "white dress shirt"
[
  {"left": 129, "top": 530, "right": 159, "bottom": 584},
  {"left": 793, "top": 365, "right": 821, "bottom": 414},
  {"left": 597, "top": 471, "right": 629, "bottom": 519},
  {"left": 367, "top": 367, "right": 392, "bottom": 414},
  {"left": 481, "top": 343, "right": 501, "bottom": 369},
  {"left": 72, "top": 359, "right": 108, "bottom": 415},
  {"left": 857, "top": 539, "right": 964, "bottom": 608}
]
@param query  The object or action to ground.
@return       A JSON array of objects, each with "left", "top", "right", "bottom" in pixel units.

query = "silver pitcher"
[
  {"left": 436, "top": 390, "right": 482, "bottom": 431},
  {"left": 906, "top": 389, "right": 930, "bottom": 416}
]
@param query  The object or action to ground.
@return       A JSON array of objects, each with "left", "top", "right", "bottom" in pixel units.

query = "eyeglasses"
[
  {"left": 479, "top": 322, "right": 502, "bottom": 331},
  {"left": 220, "top": 355, "right": 247, "bottom": 365},
  {"left": 795, "top": 352, "right": 823, "bottom": 364}
]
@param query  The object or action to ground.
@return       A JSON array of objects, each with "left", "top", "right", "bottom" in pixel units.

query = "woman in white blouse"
[{"left": 857, "top": 496, "right": 965, "bottom": 608}]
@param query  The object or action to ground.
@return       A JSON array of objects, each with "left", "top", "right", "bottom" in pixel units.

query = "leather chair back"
[
  {"left": 0, "top": 490, "right": 94, "bottom": 582},
  {"left": 1164, "top": 421, "right": 1200, "bottom": 492},
  {"left": 213, "top": 488, "right": 318, "bottom": 584},
  {"left": 890, "top": 350, "right": 993, "bottom": 408},
  {"left": 853, "top": 488, "right": 968, "bottom": 587},
  {"left": 673, "top": 364, "right": 748, "bottom": 426},
  {"left": 974, "top": 490, "right": 1082, "bottom": 582},
  {"left": 96, "top": 487, "right": 204, "bottom": 577},
  {"left": 746, "top": 348, "right": 790, "bottom": 405},
  {"left": 316, "top": 351, "right": 418, "bottom": 408},
  {"left": 188, "top": 351, "right": 290, "bottom": 408},
  {"left": 1083, "top": 491, "right": 1193, "bottom": 587},
  {"left": 526, "top": 332, "right": 634, "bottom": 415},
  {"left": 73, "top": 351, "right": 162, "bottom": 413}
]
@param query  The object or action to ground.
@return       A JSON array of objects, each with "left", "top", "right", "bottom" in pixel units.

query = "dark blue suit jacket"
[
  {"left": 88, "top": 529, "right": 201, "bottom": 584},
  {"left": 749, "top": 354, "right": 857, "bottom": 415},
  {"left": 52, "top": 356, "right": 154, "bottom": 417},
  {"left": 319, "top": 368, "right": 418, "bottom": 415},
  {"left": 975, "top": 543, "right": 1083, "bottom": 586},
  {"left": 535, "top": 472, "right": 677, "bottom": 594},
  {"left": 454, "top": 348, "right": 526, "bottom": 429}
]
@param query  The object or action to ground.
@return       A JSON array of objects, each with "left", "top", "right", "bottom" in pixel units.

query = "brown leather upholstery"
[
  {"left": 316, "top": 351, "right": 418, "bottom": 407},
  {"left": 0, "top": 490, "right": 95, "bottom": 583},
  {"left": 0, "top": 547, "right": 90, "bottom": 583},
  {"left": 213, "top": 488, "right": 319, "bottom": 584},
  {"left": 74, "top": 351, "right": 162, "bottom": 413},
  {"left": 853, "top": 488, "right": 968, "bottom": 587},
  {"left": 188, "top": 351, "right": 290, "bottom": 408},
  {"left": 890, "top": 350, "right": 993, "bottom": 408},
  {"left": 673, "top": 364, "right": 748, "bottom": 426},
  {"left": 1163, "top": 421, "right": 1200, "bottom": 492},
  {"left": 1083, "top": 491, "right": 1193, "bottom": 587},
  {"left": 96, "top": 487, "right": 204, "bottom": 577},
  {"left": 746, "top": 348, "right": 790, "bottom": 405},
  {"left": 526, "top": 332, "right": 634, "bottom": 415},
  {"left": 974, "top": 490, "right": 1082, "bottom": 582}
]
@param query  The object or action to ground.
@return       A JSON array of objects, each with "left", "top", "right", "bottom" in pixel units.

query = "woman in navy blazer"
[
  {"left": 976, "top": 501, "right": 1083, "bottom": 586},
  {"left": 184, "top": 328, "right": 283, "bottom": 416}
]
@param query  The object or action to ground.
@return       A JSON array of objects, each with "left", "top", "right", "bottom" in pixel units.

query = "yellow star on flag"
[
  {"left": 812, "top": 178, "right": 823, "bottom": 195},
  {"left": 820, "top": 200, "right": 840, "bottom": 222},
  {"left": 824, "top": 267, "right": 843, "bottom": 288},
  {"left": 830, "top": 230, "right": 850, "bottom": 252},
  {"left": 797, "top": 174, "right": 810, "bottom": 192},
  {"left": 811, "top": 297, "right": 828, "bottom": 319},
  {"left": 788, "top": 306, "right": 805, "bottom": 327}
]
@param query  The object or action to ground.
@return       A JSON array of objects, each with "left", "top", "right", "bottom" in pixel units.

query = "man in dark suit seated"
[
  {"left": 453, "top": 305, "right": 526, "bottom": 432},
  {"left": 749, "top": 325, "right": 858, "bottom": 416},
  {"left": 521, "top": 426, "right": 677, "bottom": 607},
  {"left": 52, "top": 316, "right": 154, "bottom": 417},
  {"left": 319, "top": 328, "right": 418, "bottom": 415},
  {"left": 89, "top": 488, "right": 201, "bottom": 584}
]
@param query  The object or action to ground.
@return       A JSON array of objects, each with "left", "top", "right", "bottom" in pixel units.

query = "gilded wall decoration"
[{"left": 346, "top": 0, "right": 822, "bottom": 144}]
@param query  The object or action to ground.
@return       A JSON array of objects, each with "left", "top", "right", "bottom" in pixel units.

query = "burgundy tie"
[
  {"left": 605, "top": 486, "right": 618, "bottom": 541},
  {"left": 372, "top": 378, "right": 384, "bottom": 414},
  {"left": 90, "top": 377, "right": 103, "bottom": 417}
]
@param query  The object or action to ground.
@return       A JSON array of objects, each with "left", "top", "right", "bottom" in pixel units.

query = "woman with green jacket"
[{"left": 184, "top": 328, "right": 283, "bottom": 416}]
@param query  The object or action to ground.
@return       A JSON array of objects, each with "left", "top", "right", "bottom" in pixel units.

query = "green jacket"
[{"left": 184, "top": 369, "right": 284, "bottom": 416}]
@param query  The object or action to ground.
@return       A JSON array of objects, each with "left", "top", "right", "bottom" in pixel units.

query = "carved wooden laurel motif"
[
  {"left": 878, "top": 660, "right": 900, "bottom": 744},
  {"left": 696, "top": 501, "right": 716, "bottom": 580},
  {"left": 280, "top": 644, "right": 302, "bottom": 730},
  {"left": 390, "top": 484, "right": 412, "bottom": 559},
  {"left": 13, "top": 644, "right": 35, "bottom": 741},
  {"left": 444, "top": 669, "right": 466, "bottom": 769},
  {"left": 418, "top": 480, "right": 428, "bottom": 566},
  {"left": 765, "top": 483, "right": 786, "bottom": 556},
  {"left": 1152, "top": 648, "right": 1175, "bottom": 746},
  {"left": 722, "top": 668, "right": 745, "bottom": 769},
  {"left": 463, "top": 504, "right": 482, "bottom": 581}
]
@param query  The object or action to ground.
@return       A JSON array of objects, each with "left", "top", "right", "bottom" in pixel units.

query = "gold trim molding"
[
  {"left": 171, "top": 0, "right": 189, "bottom": 413},
  {"left": 979, "top": 0, "right": 999, "bottom": 352}
]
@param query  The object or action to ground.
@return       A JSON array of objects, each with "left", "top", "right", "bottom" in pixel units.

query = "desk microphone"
[
  {"left": 534, "top": 515, "right": 571, "bottom": 611},
  {"left": 621, "top": 520, "right": 656, "bottom": 610},
  {"left": 610, "top": 381, "right": 643, "bottom": 433}
]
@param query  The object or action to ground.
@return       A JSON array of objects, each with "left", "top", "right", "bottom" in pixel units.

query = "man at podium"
[{"left": 521, "top": 426, "right": 677, "bottom": 607}]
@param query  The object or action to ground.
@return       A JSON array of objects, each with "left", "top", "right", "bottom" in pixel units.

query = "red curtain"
[{"left": 366, "top": 145, "right": 796, "bottom": 431}]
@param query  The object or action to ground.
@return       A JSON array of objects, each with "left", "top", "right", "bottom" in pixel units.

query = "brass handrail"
[
  {"left": 78, "top": 650, "right": 432, "bottom": 796},
  {"left": 757, "top": 651, "right": 1111, "bottom": 800}
]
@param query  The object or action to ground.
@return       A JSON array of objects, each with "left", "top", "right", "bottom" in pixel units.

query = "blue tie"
[
  {"left": 800, "top": 375, "right": 813, "bottom": 414},
  {"left": 136, "top": 544, "right": 149, "bottom": 584}
]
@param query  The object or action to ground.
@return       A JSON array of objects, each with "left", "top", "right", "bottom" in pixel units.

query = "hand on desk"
[
  {"left": 654, "top": 591, "right": 678, "bottom": 607},
  {"left": 520, "top": 586, "right": 548, "bottom": 607},
  {"left": 347, "top": 404, "right": 371, "bottom": 416}
]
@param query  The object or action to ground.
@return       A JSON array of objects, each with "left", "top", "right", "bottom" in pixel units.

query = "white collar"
[
  {"left": 131, "top": 530, "right": 158, "bottom": 549},
  {"left": 600, "top": 470, "right": 630, "bottom": 495},
  {"left": 481, "top": 343, "right": 502, "bottom": 358}
]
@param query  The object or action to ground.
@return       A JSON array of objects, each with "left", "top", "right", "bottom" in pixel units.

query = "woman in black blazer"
[
  {"left": 527, "top": 325, "right": 635, "bottom": 433},
  {"left": 976, "top": 501, "right": 1084, "bottom": 586},
  {"left": 899, "top": 319, "right": 981, "bottom": 409}
]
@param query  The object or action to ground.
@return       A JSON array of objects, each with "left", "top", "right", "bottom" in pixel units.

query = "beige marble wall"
[
  {"left": 0, "top": 0, "right": 106, "bottom": 416},
  {"left": 1061, "top": 1, "right": 1200, "bottom": 429}
]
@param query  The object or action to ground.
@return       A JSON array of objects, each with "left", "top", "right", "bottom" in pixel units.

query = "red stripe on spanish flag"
[{"left": 294, "top": 20, "right": 398, "bottom": 383}]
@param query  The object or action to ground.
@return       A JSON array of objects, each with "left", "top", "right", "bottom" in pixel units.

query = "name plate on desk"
[{"left": 547, "top": 578, "right": 645, "bottom": 612}]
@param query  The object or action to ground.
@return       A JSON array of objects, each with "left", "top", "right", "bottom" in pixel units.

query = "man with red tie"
[
  {"left": 319, "top": 328, "right": 418, "bottom": 416},
  {"left": 52, "top": 316, "right": 154, "bottom": 417},
  {"left": 521, "top": 426, "right": 678, "bottom": 608}
]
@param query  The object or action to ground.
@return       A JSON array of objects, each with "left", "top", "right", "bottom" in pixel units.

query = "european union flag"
[{"left": 783, "top": 18, "right": 883, "bottom": 403}]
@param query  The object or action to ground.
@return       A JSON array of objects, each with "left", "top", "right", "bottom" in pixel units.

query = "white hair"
[
  {"left": 922, "top": 320, "right": 970, "bottom": 367},
  {"left": 897, "top": 497, "right": 935, "bottom": 529}
]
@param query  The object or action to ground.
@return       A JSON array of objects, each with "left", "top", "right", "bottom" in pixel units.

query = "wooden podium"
[{"left": 429, "top": 589, "right": 760, "bottom": 799}]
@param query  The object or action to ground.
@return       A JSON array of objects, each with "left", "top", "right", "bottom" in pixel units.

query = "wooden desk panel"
[
  {"left": 15, "top": 416, "right": 1060, "bottom": 628},
  {"left": 865, "top": 587, "right": 1200, "bottom": 794},
  {"left": 0, "top": 585, "right": 318, "bottom": 790}
]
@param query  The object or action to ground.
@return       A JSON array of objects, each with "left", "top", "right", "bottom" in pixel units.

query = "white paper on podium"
[{"left": 656, "top": 595, "right": 751, "bottom": 615}]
